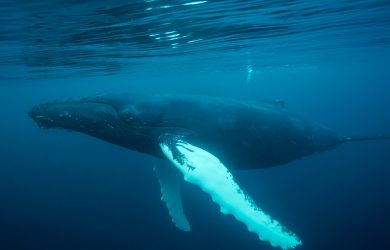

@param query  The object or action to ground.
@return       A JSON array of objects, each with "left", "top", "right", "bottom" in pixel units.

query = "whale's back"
[{"left": 133, "top": 95, "right": 342, "bottom": 169}]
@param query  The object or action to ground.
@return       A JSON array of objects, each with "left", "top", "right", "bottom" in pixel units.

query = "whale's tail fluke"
[{"left": 342, "top": 135, "right": 390, "bottom": 143}]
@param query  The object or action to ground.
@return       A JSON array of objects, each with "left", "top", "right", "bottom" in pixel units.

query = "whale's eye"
[
  {"left": 120, "top": 105, "right": 140, "bottom": 122},
  {"left": 122, "top": 112, "right": 134, "bottom": 121}
]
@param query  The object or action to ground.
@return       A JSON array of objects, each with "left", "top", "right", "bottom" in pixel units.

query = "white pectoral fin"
[
  {"left": 159, "top": 137, "right": 301, "bottom": 249},
  {"left": 154, "top": 159, "right": 191, "bottom": 231}
]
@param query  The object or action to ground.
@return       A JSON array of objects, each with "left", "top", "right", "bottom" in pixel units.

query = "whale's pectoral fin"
[
  {"left": 159, "top": 136, "right": 301, "bottom": 250},
  {"left": 154, "top": 159, "right": 191, "bottom": 231}
]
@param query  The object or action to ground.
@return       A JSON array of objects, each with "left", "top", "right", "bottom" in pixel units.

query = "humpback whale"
[{"left": 28, "top": 94, "right": 390, "bottom": 249}]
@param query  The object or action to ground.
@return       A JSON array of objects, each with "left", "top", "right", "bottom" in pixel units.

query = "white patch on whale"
[{"left": 160, "top": 138, "right": 301, "bottom": 249}]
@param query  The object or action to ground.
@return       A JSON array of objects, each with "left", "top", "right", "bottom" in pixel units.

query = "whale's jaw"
[{"left": 28, "top": 101, "right": 119, "bottom": 131}]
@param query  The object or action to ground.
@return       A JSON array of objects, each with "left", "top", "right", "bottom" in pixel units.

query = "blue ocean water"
[{"left": 0, "top": 0, "right": 390, "bottom": 249}]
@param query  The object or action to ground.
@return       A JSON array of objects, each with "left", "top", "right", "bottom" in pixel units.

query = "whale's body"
[
  {"left": 28, "top": 94, "right": 390, "bottom": 249},
  {"left": 29, "top": 94, "right": 342, "bottom": 169}
]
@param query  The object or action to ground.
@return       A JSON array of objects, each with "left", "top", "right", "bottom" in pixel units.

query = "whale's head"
[{"left": 28, "top": 94, "right": 168, "bottom": 156}]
